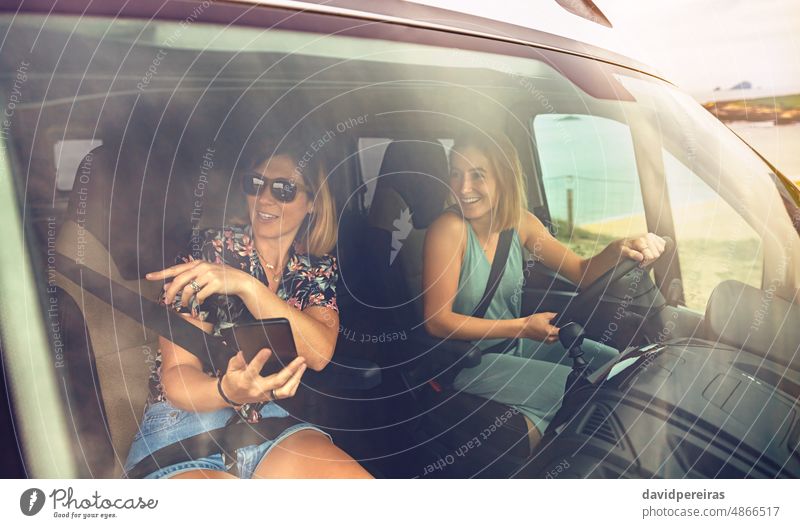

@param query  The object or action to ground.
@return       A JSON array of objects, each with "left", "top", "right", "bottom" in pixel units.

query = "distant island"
[{"left": 715, "top": 81, "right": 752, "bottom": 91}]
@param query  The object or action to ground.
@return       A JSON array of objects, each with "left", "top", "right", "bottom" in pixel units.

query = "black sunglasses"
[{"left": 240, "top": 171, "right": 308, "bottom": 203}]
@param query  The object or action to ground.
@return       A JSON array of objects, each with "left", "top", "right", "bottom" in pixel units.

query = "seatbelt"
[
  {"left": 472, "top": 228, "right": 513, "bottom": 318},
  {"left": 471, "top": 228, "right": 518, "bottom": 356},
  {"left": 442, "top": 203, "right": 514, "bottom": 320},
  {"left": 55, "top": 254, "right": 234, "bottom": 373},
  {"left": 124, "top": 416, "right": 300, "bottom": 479},
  {"left": 54, "top": 254, "right": 300, "bottom": 477}
]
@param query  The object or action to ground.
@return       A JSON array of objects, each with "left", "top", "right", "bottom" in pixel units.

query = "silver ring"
[
  {"left": 190, "top": 279, "right": 201, "bottom": 293},
  {"left": 270, "top": 388, "right": 278, "bottom": 401}
]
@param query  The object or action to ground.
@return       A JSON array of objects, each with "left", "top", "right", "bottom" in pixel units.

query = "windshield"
[{"left": 1, "top": 13, "right": 797, "bottom": 478}]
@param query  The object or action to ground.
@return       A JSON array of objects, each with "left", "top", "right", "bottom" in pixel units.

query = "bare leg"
[
  {"left": 253, "top": 429, "right": 372, "bottom": 478},
  {"left": 169, "top": 469, "right": 238, "bottom": 479},
  {"left": 524, "top": 415, "right": 543, "bottom": 454}
]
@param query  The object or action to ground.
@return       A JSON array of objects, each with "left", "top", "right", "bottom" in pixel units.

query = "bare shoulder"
[
  {"left": 517, "top": 210, "right": 549, "bottom": 245},
  {"left": 426, "top": 210, "right": 468, "bottom": 248}
]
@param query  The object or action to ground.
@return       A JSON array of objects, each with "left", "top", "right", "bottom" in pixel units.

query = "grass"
[
  {"left": 549, "top": 219, "right": 616, "bottom": 259},
  {"left": 548, "top": 219, "right": 762, "bottom": 312},
  {"left": 742, "top": 94, "right": 800, "bottom": 109},
  {"left": 703, "top": 92, "right": 800, "bottom": 124}
]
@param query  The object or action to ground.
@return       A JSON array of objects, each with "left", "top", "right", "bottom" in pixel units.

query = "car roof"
[{"left": 230, "top": 0, "right": 668, "bottom": 83}]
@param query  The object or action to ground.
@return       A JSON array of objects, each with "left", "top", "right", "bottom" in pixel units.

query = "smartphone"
[{"left": 219, "top": 318, "right": 298, "bottom": 377}]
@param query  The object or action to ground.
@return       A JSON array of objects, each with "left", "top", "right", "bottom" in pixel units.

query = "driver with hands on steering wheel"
[{"left": 422, "top": 131, "right": 666, "bottom": 453}]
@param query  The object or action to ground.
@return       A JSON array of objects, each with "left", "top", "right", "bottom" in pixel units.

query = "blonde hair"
[
  {"left": 242, "top": 136, "right": 337, "bottom": 257},
  {"left": 447, "top": 131, "right": 528, "bottom": 232},
  {"left": 297, "top": 162, "right": 337, "bottom": 256}
]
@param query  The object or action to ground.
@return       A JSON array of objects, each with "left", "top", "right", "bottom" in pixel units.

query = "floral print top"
[{"left": 147, "top": 224, "right": 338, "bottom": 422}]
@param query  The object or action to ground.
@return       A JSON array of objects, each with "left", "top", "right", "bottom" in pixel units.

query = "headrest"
[
  {"left": 705, "top": 280, "right": 799, "bottom": 369},
  {"left": 374, "top": 139, "right": 450, "bottom": 229}
]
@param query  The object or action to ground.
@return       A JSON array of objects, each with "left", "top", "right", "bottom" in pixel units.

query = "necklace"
[{"left": 255, "top": 246, "right": 283, "bottom": 284}]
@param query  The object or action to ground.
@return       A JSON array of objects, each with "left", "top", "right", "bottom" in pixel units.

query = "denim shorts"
[{"left": 123, "top": 400, "right": 330, "bottom": 479}]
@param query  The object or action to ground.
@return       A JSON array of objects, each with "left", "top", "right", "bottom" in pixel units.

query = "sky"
[
  {"left": 406, "top": 0, "right": 800, "bottom": 100},
  {"left": 598, "top": 0, "right": 800, "bottom": 98}
]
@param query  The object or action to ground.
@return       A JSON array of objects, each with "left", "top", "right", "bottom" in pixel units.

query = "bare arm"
[
  {"left": 159, "top": 315, "right": 231, "bottom": 412},
  {"left": 422, "top": 212, "right": 526, "bottom": 341},
  {"left": 150, "top": 260, "right": 338, "bottom": 372},
  {"left": 159, "top": 313, "right": 307, "bottom": 412},
  {"left": 238, "top": 283, "right": 338, "bottom": 372},
  {"left": 518, "top": 211, "right": 666, "bottom": 288}
]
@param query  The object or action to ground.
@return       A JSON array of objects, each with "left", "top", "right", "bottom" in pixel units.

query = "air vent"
[{"left": 580, "top": 404, "right": 622, "bottom": 447}]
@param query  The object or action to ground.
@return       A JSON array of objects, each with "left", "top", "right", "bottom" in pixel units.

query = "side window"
[
  {"left": 662, "top": 149, "right": 763, "bottom": 311},
  {"left": 532, "top": 114, "right": 647, "bottom": 258},
  {"left": 54, "top": 139, "right": 103, "bottom": 191},
  {"left": 533, "top": 114, "right": 647, "bottom": 257}
]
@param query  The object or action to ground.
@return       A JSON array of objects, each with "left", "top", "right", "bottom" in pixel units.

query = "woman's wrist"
[
  {"left": 217, "top": 373, "right": 244, "bottom": 407},
  {"left": 610, "top": 238, "right": 627, "bottom": 256},
  {"left": 241, "top": 274, "right": 279, "bottom": 314},
  {"left": 238, "top": 274, "right": 270, "bottom": 313},
  {"left": 162, "top": 365, "right": 241, "bottom": 412},
  {"left": 577, "top": 240, "right": 621, "bottom": 287},
  {"left": 234, "top": 272, "right": 260, "bottom": 300},
  {"left": 511, "top": 316, "right": 529, "bottom": 340}
]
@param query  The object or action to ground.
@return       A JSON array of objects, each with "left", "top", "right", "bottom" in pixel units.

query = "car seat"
[
  {"left": 53, "top": 138, "right": 380, "bottom": 477},
  {"left": 365, "top": 138, "right": 531, "bottom": 477},
  {"left": 54, "top": 142, "right": 191, "bottom": 477}
]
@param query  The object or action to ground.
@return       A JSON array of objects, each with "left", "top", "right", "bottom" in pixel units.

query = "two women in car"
[{"left": 126, "top": 131, "right": 665, "bottom": 478}]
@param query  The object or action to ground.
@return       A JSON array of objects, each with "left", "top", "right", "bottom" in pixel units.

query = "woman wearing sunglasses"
[{"left": 123, "top": 137, "right": 371, "bottom": 479}]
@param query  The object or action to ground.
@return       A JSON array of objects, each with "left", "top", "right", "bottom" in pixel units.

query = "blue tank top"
[{"left": 450, "top": 218, "right": 524, "bottom": 355}]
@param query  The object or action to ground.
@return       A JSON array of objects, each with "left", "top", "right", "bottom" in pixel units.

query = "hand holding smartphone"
[{"left": 220, "top": 318, "right": 298, "bottom": 377}]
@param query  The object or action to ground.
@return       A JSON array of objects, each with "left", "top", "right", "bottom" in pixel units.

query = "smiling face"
[
  {"left": 246, "top": 154, "right": 313, "bottom": 243},
  {"left": 448, "top": 145, "right": 499, "bottom": 223}
]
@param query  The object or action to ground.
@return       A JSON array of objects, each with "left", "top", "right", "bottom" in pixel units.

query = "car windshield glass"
[
  {"left": 1, "top": 13, "right": 798, "bottom": 478},
  {"left": 533, "top": 70, "right": 798, "bottom": 309}
]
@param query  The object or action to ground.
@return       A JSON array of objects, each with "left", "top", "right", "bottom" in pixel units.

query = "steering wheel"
[{"left": 555, "top": 236, "right": 674, "bottom": 328}]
